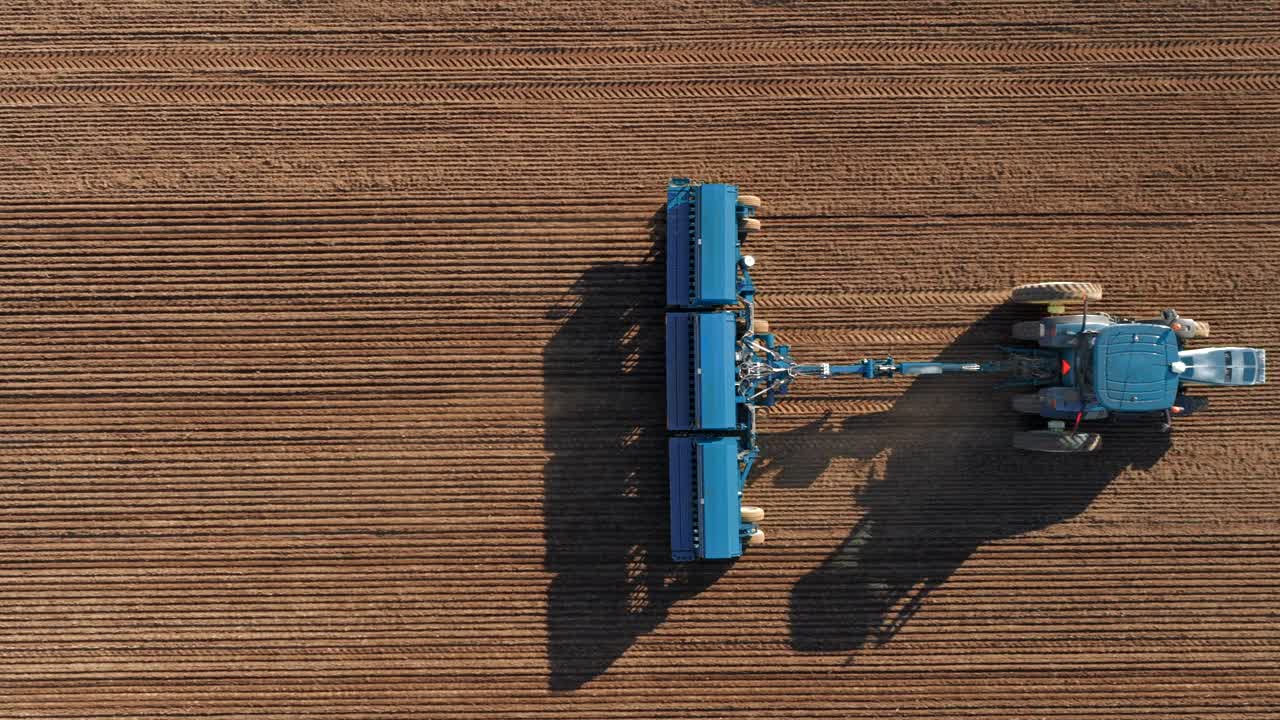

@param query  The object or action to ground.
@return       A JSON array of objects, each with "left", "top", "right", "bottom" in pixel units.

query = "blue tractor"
[
  {"left": 663, "top": 179, "right": 1267, "bottom": 562},
  {"left": 1004, "top": 283, "right": 1265, "bottom": 451}
]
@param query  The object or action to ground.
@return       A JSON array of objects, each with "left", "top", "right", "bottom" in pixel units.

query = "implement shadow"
[
  {"left": 542, "top": 214, "right": 727, "bottom": 692},
  {"left": 780, "top": 301, "right": 1172, "bottom": 653}
]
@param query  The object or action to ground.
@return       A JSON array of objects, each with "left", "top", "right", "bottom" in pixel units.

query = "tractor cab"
[{"left": 1090, "top": 324, "right": 1181, "bottom": 413}]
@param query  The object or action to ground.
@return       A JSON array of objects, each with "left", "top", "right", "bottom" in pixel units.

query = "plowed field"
[{"left": 2, "top": 3, "right": 1278, "bottom": 718}]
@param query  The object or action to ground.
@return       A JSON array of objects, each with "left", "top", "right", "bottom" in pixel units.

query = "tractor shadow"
[
  {"left": 775, "top": 302, "right": 1173, "bottom": 654},
  {"left": 541, "top": 213, "right": 728, "bottom": 692}
]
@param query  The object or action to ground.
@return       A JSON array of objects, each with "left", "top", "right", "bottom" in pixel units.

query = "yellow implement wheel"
[
  {"left": 746, "top": 529, "right": 766, "bottom": 546},
  {"left": 741, "top": 217, "right": 762, "bottom": 234},
  {"left": 737, "top": 194, "right": 763, "bottom": 209},
  {"left": 740, "top": 505, "right": 765, "bottom": 523},
  {"left": 751, "top": 319, "right": 770, "bottom": 334},
  {"left": 1194, "top": 320, "right": 1211, "bottom": 338}
]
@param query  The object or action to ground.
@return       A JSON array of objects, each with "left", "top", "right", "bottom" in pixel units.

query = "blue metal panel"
[
  {"left": 694, "top": 312, "right": 736, "bottom": 430},
  {"left": 665, "top": 181, "right": 693, "bottom": 307},
  {"left": 664, "top": 313, "right": 693, "bottom": 431},
  {"left": 1094, "top": 324, "right": 1179, "bottom": 411},
  {"left": 668, "top": 437, "right": 696, "bottom": 562},
  {"left": 696, "top": 437, "right": 742, "bottom": 560},
  {"left": 693, "top": 183, "right": 738, "bottom": 306}
]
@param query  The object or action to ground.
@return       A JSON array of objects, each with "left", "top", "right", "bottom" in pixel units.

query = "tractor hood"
[
  {"left": 1175, "top": 347, "right": 1266, "bottom": 386},
  {"left": 1092, "top": 324, "right": 1180, "bottom": 412}
]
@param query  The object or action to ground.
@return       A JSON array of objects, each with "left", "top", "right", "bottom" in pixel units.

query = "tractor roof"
[{"left": 1092, "top": 324, "right": 1181, "bottom": 412}]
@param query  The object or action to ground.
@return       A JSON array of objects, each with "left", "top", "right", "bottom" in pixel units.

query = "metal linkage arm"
[{"left": 792, "top": 357, "right": 1006, "bottom": 379}]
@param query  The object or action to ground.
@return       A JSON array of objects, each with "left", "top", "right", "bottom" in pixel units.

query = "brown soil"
[{"left": 1, "top": 4, "right": 1277, "bottom": 718}]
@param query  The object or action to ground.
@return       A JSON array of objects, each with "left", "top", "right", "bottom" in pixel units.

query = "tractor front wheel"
[{"left": 1012, "top": 430, "right": 1101, "bottom": 453}]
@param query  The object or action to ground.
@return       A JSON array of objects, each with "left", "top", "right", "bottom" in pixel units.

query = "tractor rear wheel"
[
  {"left": 738, "top": 194, "right": 763, "bottom": 209},
  {"left": 1012, "top": 430, "right": 1101, "bottom": 453},
  {"left": 741, "top": 217, "right": 762, "bottom": 234},
  {"left": 1011, "top": 394, "right": 1042, "bottom": 414},
  {"left": 1011, "top": 281, "right": 1102, "bottom": 304}
]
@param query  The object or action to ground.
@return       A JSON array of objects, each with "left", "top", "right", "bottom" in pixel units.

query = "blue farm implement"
[{"left": 663, "top": 179, "right": 1268, "bottom": 562}]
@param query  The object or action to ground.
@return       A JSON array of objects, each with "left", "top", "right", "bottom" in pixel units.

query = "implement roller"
[{"left": 663, "top": 179, "right": 1267, "bottom": 562}]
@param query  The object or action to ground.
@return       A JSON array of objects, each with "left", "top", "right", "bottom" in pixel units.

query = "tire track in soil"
[
  {"left": 0, "top": 1, "right": 1277, "bottom": 39},
  {"left": 5, "top": 75, "right": 1280, "bottom": 107},
  {"left": 3, "top": 37, "right": 1279, "bottom": 71}
]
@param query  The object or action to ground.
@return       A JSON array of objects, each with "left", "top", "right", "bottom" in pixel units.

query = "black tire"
[
  {"left": 1011, "top": 394, "right": 1042, "bottom": 414},
  {"left": 1011, "top": 281, "right": 1102, "bottom": 304},
  {"left": 1012, "top": 430, "right": 1101, "bottom": 453},
  {"left": 1011, "top": 320, "right": 1042, "bottom": 341}
]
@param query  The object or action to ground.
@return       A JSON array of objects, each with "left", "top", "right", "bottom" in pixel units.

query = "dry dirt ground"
[{"left": 1, "top": 3, "right": 1278, "bottom": 718}]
